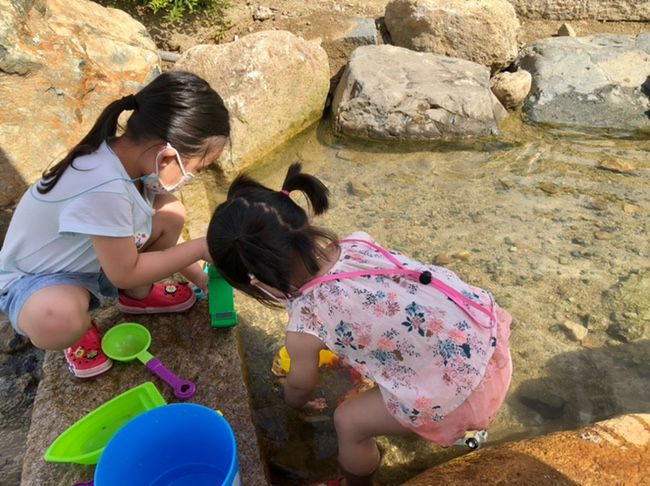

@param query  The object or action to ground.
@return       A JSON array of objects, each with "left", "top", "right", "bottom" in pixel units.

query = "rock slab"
[
  {"left": 517, "top": 34, "right": 650, "bottom": 132},
  {"left": 20, "top": 303, "right": 268, "bottom": 485},
  {"left": 404, "top": 414, "right": 650, "bottom": 485},
  {"left": 332, "top": 45, "right": 506, "bottom": 141}
]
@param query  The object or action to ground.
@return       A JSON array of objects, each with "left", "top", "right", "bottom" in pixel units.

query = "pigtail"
[
  {"left": 208, "top": 162, "right": 338, "bottom": 308},
  {"left": 227, "top": 173, "right": 267, "bottom": 199},
  {"left": 281, "top": 162, "right": 330, "bottom": 215},
  {"left": 38, "top": 97, "right": 134, "bottom": 193},
  {"left": 207, "top": 197, "right": 294, "bottom": 307}
]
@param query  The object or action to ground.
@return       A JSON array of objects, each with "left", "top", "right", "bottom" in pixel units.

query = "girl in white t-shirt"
[
  {"left": 207, "top": 163, "right": 512, "bottom": 486},
  {"left": 0, "top": 71, "right": 230, "bottom": 378}
]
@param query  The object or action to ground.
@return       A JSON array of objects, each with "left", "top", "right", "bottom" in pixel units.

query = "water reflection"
[{"left": 229, "top": 114, "right": 649, "bottom": 485}]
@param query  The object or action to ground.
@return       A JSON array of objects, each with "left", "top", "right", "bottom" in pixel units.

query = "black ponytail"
[
  {"left": 280, "top": 162, "right": 329, "bottom": 215},
  {"left": 207, "top": 163, "right": 337, "bottom": 307},
  {"left": 38, "top": 71, "right": 230, "bottom": 194}
]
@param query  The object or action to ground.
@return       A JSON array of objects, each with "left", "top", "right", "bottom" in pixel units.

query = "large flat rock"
[
  {"left": 404, "top": 413, "right": 650, "bottom": 485},
  {"left": 20, "top": 300, "right": 267, "bottom": 485}
]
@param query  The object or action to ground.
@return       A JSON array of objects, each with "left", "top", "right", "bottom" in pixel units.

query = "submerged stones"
[
  {"left": 598, "top": 157, "right": 637, "bottom": 174},
  {"left": 604, "top": 269, "right": 650, "bottom": 342}
]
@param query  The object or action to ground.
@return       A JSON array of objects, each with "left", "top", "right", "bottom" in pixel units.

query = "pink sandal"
[{"left": 117, "top": 282, "right": 197, "bottom": 314}]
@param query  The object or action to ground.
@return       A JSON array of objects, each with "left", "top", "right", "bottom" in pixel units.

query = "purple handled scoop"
[{"left": 101, "top": 323, "right": 196, "bottom": 400}]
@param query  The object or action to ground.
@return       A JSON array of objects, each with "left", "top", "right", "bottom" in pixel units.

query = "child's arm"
[
  {"left": 92, "top": 235, "right": 210, "bottom": 289},
  {"left": 282, "top": 331, "right": 323, "bottom": 409},
  {"left": 181, "top": 262, "right": 209, "bottom": 293}
]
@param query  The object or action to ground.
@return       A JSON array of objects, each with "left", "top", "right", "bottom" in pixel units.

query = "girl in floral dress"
[{"left": 207, "top": 163, "right": 512, "bottom": 486}]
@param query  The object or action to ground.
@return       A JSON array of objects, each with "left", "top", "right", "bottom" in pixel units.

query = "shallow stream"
[{"left": 216, "top": 115, "right": 649, "bottom": 485}]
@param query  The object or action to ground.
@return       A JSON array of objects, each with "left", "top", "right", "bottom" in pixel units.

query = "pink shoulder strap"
[{"left": 299, "top": 238, "right": 495, "bottom": 329}]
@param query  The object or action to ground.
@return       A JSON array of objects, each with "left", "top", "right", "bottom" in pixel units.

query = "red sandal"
[
  {"left": 117, "top": 282, "right": 197, "bottom": 314},
  {"left": 64, "top": 321, "right": 113, "bottom": 379}
]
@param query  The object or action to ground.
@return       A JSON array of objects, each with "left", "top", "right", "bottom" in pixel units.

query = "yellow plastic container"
[{"left": 277, "top": 346, "right": 339, "bottom": 373}]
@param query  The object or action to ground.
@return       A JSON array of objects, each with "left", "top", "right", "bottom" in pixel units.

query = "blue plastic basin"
[{"left": 95, "top": 403, "right": 239, "bottom": 486}]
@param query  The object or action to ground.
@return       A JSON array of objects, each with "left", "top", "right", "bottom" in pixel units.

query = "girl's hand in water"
[{"left": 302, "top": 397, "right": 328, "bottom": 413}]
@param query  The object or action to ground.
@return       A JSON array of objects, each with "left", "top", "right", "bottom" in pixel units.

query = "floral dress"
[{"left": 286, "top": 232, "right": 506, "bottom": 438}]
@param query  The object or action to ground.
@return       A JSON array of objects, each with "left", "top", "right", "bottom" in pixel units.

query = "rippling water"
[{"left": 214, "top": 115, "right": 649, "bottom": 485}]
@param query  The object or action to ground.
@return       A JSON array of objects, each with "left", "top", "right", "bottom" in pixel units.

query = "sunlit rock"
[
  {"left": 404, "top": 414, "right": 650, "bottom": 485},
  {"left": 332, "top": 45, "right": 507, "bottom": 141},
  {"left": 175, "top": 30, "right": 330, "bottom": 179},
  {"left": 490, "top": 70, "right": 532, "bottom": 110},
  {"left": 384, "top": 0, "right": 520, "bottom": 73},
  {"left": 0, "top": 0, "right": 160, "bottom": 207}
]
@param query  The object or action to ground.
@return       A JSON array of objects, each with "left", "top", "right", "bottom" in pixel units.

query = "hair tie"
[
  {"left": 280, "top": 189, "right": 291, "bottom": 196},
  {"left": 121, "top": 94, "right": 138, "bottom": 111}
]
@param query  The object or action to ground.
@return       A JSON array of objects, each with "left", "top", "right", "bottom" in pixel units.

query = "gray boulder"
[
  {"left": 332, "top": 45, "right": 507, "bottom": 141},
  {"left": 517, "top": 34, "right": 650, "bottom": 132}
]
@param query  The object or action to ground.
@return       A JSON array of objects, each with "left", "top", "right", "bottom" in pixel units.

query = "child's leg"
[
  {"left": 333, "top": 387, "right": 412, "bottom": 485},
  {"left": 18, "top": 285, "right": 92, "bottom": 350}
]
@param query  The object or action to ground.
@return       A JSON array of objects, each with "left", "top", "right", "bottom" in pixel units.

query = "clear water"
[{"left": 218, "top": 115, "right": 650, "bottom": 485}]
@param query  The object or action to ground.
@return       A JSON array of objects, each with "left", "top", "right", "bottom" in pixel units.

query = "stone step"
[{"left": 20, "top": 301, "right": 268, "bottom": 485}]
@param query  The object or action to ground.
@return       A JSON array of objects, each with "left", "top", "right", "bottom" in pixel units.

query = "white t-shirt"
[{"left": 0, "top": 142, "right": 155, "bottom": 290}]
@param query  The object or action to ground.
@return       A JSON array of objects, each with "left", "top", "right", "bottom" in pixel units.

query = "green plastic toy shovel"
[
  {"left": 44, "top": 382, "right": 166, "bottom": 465},
  {"left": 101, "top": 322, "right": 196, "bottom": 400}
]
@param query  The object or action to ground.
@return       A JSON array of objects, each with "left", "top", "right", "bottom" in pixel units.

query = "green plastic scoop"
[
  {"left": 44, "top": 382, "right": 165, "bottom": 464},
  {"left": 101, "top": 322, "right": 196, "bottom": 399}
]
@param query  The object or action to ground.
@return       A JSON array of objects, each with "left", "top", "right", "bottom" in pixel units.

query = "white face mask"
[
  {"left": 249, "top": 273, "right": 296, "bottom": 304},
  {"left": 141, "top": 143, "right": 195, "bottom": 194}
]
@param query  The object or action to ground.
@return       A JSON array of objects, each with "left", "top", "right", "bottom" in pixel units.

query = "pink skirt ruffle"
[{"left": 406, "top": 306, "right": 513, "bottom": 446}]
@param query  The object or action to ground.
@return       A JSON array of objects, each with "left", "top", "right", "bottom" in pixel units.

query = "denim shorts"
[{"left": 0, "top": 272, "right": 118, "bottom": 335}]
